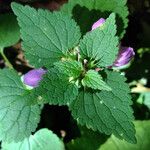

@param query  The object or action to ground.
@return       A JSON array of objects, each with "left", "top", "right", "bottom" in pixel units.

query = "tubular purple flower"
[
  {"left": 23, "top": 68, "right": 47, "bottom": 87},
  {"left": 91, "top": 18, "right": 135, "bottom": 68},
  {"left": 91, "top": 18, "right": 106, "bottom": 30},
  {"left": 113, "top": 47, "right": 135, "bottom": 67}
]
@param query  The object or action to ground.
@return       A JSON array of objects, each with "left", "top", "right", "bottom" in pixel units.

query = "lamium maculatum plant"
[{"left": 0, "top": 0, "right": 138, "bottom": 149}]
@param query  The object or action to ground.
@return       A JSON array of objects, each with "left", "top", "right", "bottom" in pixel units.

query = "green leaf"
[
  {"left": 61, "top": 0, "right": 129, "bottom": 38},
  {"left": 82, "top": 70, "right": 111, "bottom": 91},
  {"left": 137, "top": 92, "right": 150, "bottom": 109},
  {"left": 100, "top": 121, "right": 150, "bottom": 150},
  {"left": 67, "top": 126, "right": 107, "bottom": 150},
  {"left": 11, "top": 2, "right": 81, "bottom": 68},
  {"left": 54, "top": 60, "right": 83, "bottom": 78},
  {"left": 70, "top": 70, "right": 136, "bottom": 143},
  {"left": 0, "top": 69, "right": 39, "bottom": 105},
  {"left": 0, "top": 13, "right": 20, "bottom": 48},
  {"left": 0, "top": 69, "right": 41, "bottom": 142},
  {"left": 79, "top": 13, "right": 118, "bottom": 67},
  {"left": 2, "top": 128, "right": 65, "bottom": 150},
  {"left": 143, "top": 92, "right": 150, "bottom": 109},
  {"left": 36, "top": 67, "right": 78, "bottom": 105}
]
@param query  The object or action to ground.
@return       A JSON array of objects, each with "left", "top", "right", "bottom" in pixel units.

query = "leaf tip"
[
  {"left": 109, "top": 13, "right": 116, "bottom": 20},
  {"left": 11, "top": 2, "right": 22, "bottom": 13},
  {"left": 11, "top": 2, "right": 18, "bottom": 9}
]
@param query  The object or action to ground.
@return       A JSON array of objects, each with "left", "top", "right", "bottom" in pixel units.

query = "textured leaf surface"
[
  {"left": 54, "top": 60, "right": 83, "bottom": 78},
  {"left": 2, "top": 128, "right": 65, "bottom": 150},
  {"left": 67, "top": 126, "right": 107, "bottom": 150},
  {"left": 61, "top": 0, "right": 129, "bottom": 37},
  {"left": 70, "top": 70, "right": 136, "bottom": 143},
  {"left": 79, "top": 13, "right": 118, "bottom": 67},
  {"left": 11, "top": 3, "right": 81, "bottom": 68},
  {"left": 82, "top": 70, "right": 111, "bottom": 91},
  {"left": 36, "top": 67, "right": 78, "bottom": 105},
  {"left": 100, "top": 121, "right": 150, "bottom": 150},
  {"left": 0, "top": 13, "right": 20, "bottom": 48},
  {"left": 0, "top": 69, "right": 41, "bottom": 142}
]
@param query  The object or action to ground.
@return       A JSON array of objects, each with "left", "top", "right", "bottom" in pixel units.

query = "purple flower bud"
[
  {"left": 23, "top": 68, "right": 47, "bottom": 87},
  {"left": 113, "top": 47, "right": 135, "bottom": 67},
  {"left": 91, "top": 18, "right": 106, "bottom": 30}
]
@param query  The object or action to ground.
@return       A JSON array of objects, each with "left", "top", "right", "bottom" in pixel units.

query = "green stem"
[{"left": 0, "top": 48, "right": 13, "bottom": 69}]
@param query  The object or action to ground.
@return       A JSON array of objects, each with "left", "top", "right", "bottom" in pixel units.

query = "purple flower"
[
  {"left": 91, "top": 18, "right": 106, "bottom": 30},
  {"left": 113, "top": 47, "right": 135, "bottom": 67},
  {"left": 23, "top": 68, "right": 47, "bottom": 87},
  {"left": 91, "top": 18, "right": 135, "bottom": 68}
]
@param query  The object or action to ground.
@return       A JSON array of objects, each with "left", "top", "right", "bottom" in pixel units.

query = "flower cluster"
[{"left": 23, "top": 17, "right": 135, "bottom": 88}]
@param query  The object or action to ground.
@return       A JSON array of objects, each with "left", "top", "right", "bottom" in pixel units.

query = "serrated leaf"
[
  {"left": 61, "top": 0, "right": 129, "bottom": 38},
  {"left": 36, "top": 67, "right": 78, "bottom": 105},
  {"left": 11, "top": 2, "right": 81, "bottom": 68},
  {"left": 0, "top": 69, "right": 39, "bottom": 105},
  {"left": 70, "top": 70, "right": 136, "bottom": 143},
  {"left": 100, "top": 121, "right": 150, "bottom": 150},
  {"left": 67, "top": 126, "right": 107, "bottom": 150},
  {"left": 0, "top": 13, "right": 20, "bottom": 48},
  {"left": 2, "top": 128, "right": 65, "bottom": 150},
  {"left": 79, "top": 13, "right": 118, "bottom": 67},
  {"left": 54, "top": 60, "right": 83, "bottom": 78},
  {"left": 82, "top": 70, "right": 111, "bottom": 91},
  {"left": 0, "top": 69, "right": 41, "bottom": 142}
]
